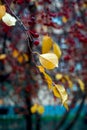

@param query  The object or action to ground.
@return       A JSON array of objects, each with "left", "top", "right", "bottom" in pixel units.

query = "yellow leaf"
[
  {"left": 55, "top": 84, "right": 68, "bottom": 104},
  {"left": 37, "top": 105, "right": 44, "bottom": 114},
  {"left": 52, "top": 87, "right": 60, "bottom": 98},
  {"left": 55, "top": 73, "right": 63, "bottom": 80},
  {"left": 12, "top": 50, "right": 19, "bottom": 58},
  {"left": 44, "top": 73, "right": 53, "bottom": 89},
  {"left": 0, "top": 54, "right": 6, "bottom": 60},
  {"left": 53, "top": 43, "right": 62, "bottom": 59},
  {"left": 39, "top": 53, "right": 58, "bottom": 69},
  {"left": 42, "top": 36, "right": 53, "bottom": 54},
  {"left": 0, "top": 5, "right": 6, "bottom": 20},
  {"left": 77, "top": 79, "right": 85, "bottom": 92},
  {"left": 2, "top": 12, "right": 17, "bottom": 26},
  {"left": 37, "top": 65, "right": 45, "bottom": 73},
  {"left": 30, "top": 104, "right": 38, "bottom": 114}
]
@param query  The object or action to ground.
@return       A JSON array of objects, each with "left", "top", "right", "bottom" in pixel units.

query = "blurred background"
[{"left": 0, "top": 0, "right": 87, "bottom": 130}]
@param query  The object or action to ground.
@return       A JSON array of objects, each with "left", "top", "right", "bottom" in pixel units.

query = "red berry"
[{"left": 34, "top": 40, "right": 39, "bottom": 45}]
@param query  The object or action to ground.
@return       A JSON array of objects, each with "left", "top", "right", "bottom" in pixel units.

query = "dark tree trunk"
[
  {"left": 25, "top": 94, "right": 32, "bottom": 130},
  {"left": 36, "top": 113, "right": 41, "bottom": 130}
]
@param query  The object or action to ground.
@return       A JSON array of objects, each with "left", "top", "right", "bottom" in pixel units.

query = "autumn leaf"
[
  {"left": 55, "top": 84, "right": 68, "bottom": 104},
  {"left": 52, "top": 87, "right": 60, "bottom": 98},
  {"left": 53, "top": 85, "right": 68, "bottom": 109},
  {"left": 77, "top": 78, "right": 85, "bottom": 92},
  {"left": 37, "top": 65, "right": 45, "bottom": 73},
  {"left": 30, "top": 104, "right": 38, "bottom": 113},
  {"left": 39, "top": 53, "right": 58, "bottom": 69},
  {"left": 42, "top": 35, "right": 53, "bottom": 54},
  {"left": 30, "top": 104, "right": 44, "bottom": 114},
  {"left": 44, "top": 73, "right": 53, "bottom": 89},
  {"left": 53, "top": 43, "right": 62, "bottom": 59},
  {"left": 37, "top": 65, "right": 53, "bottom": 89},
  {"left": 0, "top": 5, "right": 6, "bottom": 20},
  {"left": 2, "top": 13, "right": 17, "bottom": 26},
  {"left": 37, "top": 105, "right": 44, "bottom": 114}
]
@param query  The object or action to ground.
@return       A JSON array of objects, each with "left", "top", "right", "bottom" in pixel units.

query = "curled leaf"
[
  {"left": 42, "top": 35, "right": 53, "bottom": 54},
  {"left": 2, "top": 12, "right": 17, "bottom": 26},
  {"left": 0, "top": 5, "right": 6, "bottom": 20},
  {"left": 39, "top": 53, "right": 58, "bottom": 69},
  {"left": 55, "top": 84, "right": 68, "bottom": 104},
  {"left": 52, "top": 87, "right": 60, "bottom": 98},
  {"left": 53, "top": 43, "right": 62, "bottom": 59}
]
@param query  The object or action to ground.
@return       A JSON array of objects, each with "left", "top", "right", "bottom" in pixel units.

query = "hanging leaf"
[
  {"left": 52, "top": 87, "right": 60, "bottom": 98},
  {"left": 0, "top": 5, "right": 6, "bottom": 20},
  {"left": 37, "top": 65, "right": 45, "bottom": 73},
  {"left": 77, "top": 79, "right": 85, "bottom": 92},
  {"left": 55, "top": 73, "right": 63, "bottom": 80},
  {"left": 42, "top": 35, "right": 53, "bottom": 54},
  {"left": 53, "top": 43, "right": 62, "bottom": 59},
  {"left": 55, "top": 84, "right": 68, "bottom": 104},
  {"left": 0, "top": 54, "right": 6, "bottom": 60},
  {"left": 37, "top": 66, "right": 53, "bottom": 89},
  {"left": 2, "top": 12, "right": 17, "bottom": 26},
  {"left": 39, "top": 53, "right": 58, "bottom": 69},
  {"left": 44, "top": 73, "right": 53, "bottom": 89}
]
